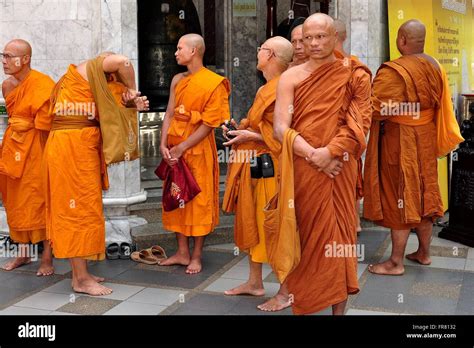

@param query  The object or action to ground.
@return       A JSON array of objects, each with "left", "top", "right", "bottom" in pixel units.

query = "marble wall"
[
  {"left": 336, "top": 0, "right": 390, "bottom": 74},
  {"left": 0, "top": 0, "right": 138, "bottom": 83}
]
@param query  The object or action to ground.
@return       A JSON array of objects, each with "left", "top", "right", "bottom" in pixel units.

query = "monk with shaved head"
[
  {"left": 289, "top": 25, "right": 309, "bottom": 68},
  {"left": 0, "top": 39, "right": 55, "bottom": 276},
  {"left": 159, "top": 34, "right": 230, "bottom": 274},
  {"left": 274, "top": 13, "right": 372, "bottom": 315},
  {"left": 222, "top": 36, "right": 294, "bottom": 311},
  {"left": 43, "top": 51, "right": 147, "bottom": 296},
  {"left": 364, "top": 20, "right": 463, "bottom": 276}
]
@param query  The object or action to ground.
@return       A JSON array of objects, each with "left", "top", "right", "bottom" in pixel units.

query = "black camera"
[{"left": 223, "top": 121, "right": 237, "bottom": 141}]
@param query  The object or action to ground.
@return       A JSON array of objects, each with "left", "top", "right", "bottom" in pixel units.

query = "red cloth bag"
[{"left": 155, "top": 158, "right": 201, "bottom": 212}]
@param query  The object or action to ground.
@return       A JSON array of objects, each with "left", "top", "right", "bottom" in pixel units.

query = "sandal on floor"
[
  {"left": 119, "top": 242, "right": 132, "bottom": 260},
  {"left": 149, "top": 245, "right": 167, "bottom": 262},
  {"left": 131, "top": 249, "right": 159, "bottom": 265},
  {"left": 106, "top": 243, "right": 120, "bottom": 260}
]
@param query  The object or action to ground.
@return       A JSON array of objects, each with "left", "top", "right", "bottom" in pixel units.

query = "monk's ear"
[{"left": 23, "top": 55, "right": 31, "bottom": 66}]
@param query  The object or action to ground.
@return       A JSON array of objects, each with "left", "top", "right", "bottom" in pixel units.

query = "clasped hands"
[
  {"left": 305, "top": 147, "right": 343, "bottom": 179},
  {"left": 160, "top": 143, "right": 184, "bottom": 167}
]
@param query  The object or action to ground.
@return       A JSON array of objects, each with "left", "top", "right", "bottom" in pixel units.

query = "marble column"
[{"left": 0, "top": 0, "right": 147, "bottom": 244}]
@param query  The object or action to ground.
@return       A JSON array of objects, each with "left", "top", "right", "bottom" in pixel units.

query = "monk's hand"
[
  {"left": 134, "top": 95, "right": 150, "bottom": 112},
  {"left": 122, "top": 88, "right": 141, "bottom": 104},
  {"left": 320, "top": 159, "right": 344, "bottom": 179},
  {"left": 223, "top": 129, "right": 255, "bottom": 146},
  {"left": 221, "top": 119, "right": 239, "bottom": 141},
  {"left": 169, "top": 144, "right": 185, "bottom": 162},
  {"left": 306, "top": 147, "right": 333, "bottom": 170},
  {"left": 160, "top": 145, "right": 177, "bottom": 166}
]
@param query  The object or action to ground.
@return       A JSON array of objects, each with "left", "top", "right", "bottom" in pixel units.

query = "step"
[{"left": 131, "top": 214, "right": 235, "bottom": 251}]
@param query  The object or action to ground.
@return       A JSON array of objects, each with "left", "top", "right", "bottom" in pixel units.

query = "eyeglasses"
[
  {"left": 0, "top": 53, "right": 27, "bottom": 61},
  {"left": 257, "top": 47, "right": 276, "bottom": 57}
]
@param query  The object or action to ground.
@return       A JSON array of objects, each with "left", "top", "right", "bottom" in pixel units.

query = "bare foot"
[
  {"left": 258, "top": 293, "right": 291, "bottom": 312},
  {"left": 36, "top": 261, "right": 54, "bottom": 277},
  {"left": 158, "top": 253, "right": 190, "bottom": 267},
  {"left": 368, "top": 259, "right": 404, "bottom": 276},
  {"left": 71, "top": 275, "right": 104, "bottom": 290},
  {"left": 185, "top": 258, "right": 202, "bottom": 274},
  {"left": 2, "top": 257, "right": 31, "bottom": 271},
  {"left": 73, "top": 278, "right": 113, "bottom": 296},
  {"left": 91, "top": 274, "right": 105, "bottom": 283},
  {"left": 406, "top": 251, "right": 431, "bottom": 265},
  {"left": 224, "top": 282, "right": 265, "bottom": 297}
]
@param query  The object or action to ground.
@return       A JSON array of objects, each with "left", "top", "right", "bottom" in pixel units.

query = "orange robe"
[
  {"left": 163, "top": 67, "right": 230, "bottom": 237},
  {"left": 0, "top": 70, "right": 55, "bottom": 244},
  {"left": 335, "top": 50, "right": 372, "bottom": 198},
  {"left": 43, "top": 64, "right": 108, "bottom": 260},
  {"left": 285, "top": 59, "right": 371, "bottom": 315},
  {"left": 363, "top": 55, "right": 463, "bottom": 230},
  {"left": 222, "top": 77, "right": 281, "bottom": 262}
]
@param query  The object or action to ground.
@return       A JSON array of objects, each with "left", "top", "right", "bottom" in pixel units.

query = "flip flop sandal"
[
  {"left": 106, "top": 243, "right": 120, "bottom": 260},
  {"left": 131, "top": 249, "right": 159, "bottom": 265},
  {"left": 119, "top": 242, "right": 132, "bottom": 260},
  {"left": 149, "top": 245, "right": 167, "bottom": 262}
]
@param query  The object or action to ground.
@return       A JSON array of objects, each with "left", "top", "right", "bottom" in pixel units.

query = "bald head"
[
  {"left": 291, "top": 25, "right": 304, "bottom": 40},
  {"left": 333, "top": 19, "right": 347, "bottom": 42},
  {"left": 303, "top": 13, "right": 336, "bottom": 35},
  {"left": 302, "top": 13, "right": 338, "bottom": 61},
  {"left": 265, "top": 36, "right": 294, "bottom": 67},
  {"left": 5, "top": 39, "right": 32, "bottom": 57},
  {"left": 180, "top": 34, "right": 206, "bottom": 57},
  {"left": 2, "top": 39, "right": 32, "bottom": 76},
  {"left": 397, "top": 19, "right": 426, "bottom": 54}
]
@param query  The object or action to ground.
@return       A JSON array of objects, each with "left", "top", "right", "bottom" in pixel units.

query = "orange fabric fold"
[
  {"left": 334, "top": 51, "right": 373, "bottom": 199},
  {"left": 363, "top": 55, "right": 456, "bottom": 229},
  {"left": 222, "top": 77, "right": 280, "bottom": 252},
  {"left": 44, "top": 64, "right": 107, "bottom": 260},
  {"left": 163, "top": 68, "right": 231, "bottom": 237},
  {"left": 263, "top": 128, "right": 300, "bottom": 283},
  {"left": 0, "top": 70, "right": 54, "bottom": 243},
  {"left": 286, "top": 60, "right": 371, "bottom": 315}
]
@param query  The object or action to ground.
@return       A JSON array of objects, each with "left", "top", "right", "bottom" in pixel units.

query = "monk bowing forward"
[
  {"left": 274, "top": 14, "right": 372, "bottom": 315},
  {"left": 159, "top": 34, "right": 230, "bottom": 274},
  {"left": 0, "top": 39, "right": 55, "bottom": 276},
  {"left": 43, "top": 53, "right": 147, "bottom": 296}
]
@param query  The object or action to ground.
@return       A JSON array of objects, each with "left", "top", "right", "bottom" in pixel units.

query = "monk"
[
  {"left": 43, "top": 53, "right": 148, "bottom": 295},
  {"left": 334, "top": 18, "right": 369, "bottom": 233},
  {"left": 222, "top": 37, "right": 300, "bottom": 311},
  {"left": 288, "top": 25, "right": 309, "bottom": 68},
  {"left": 363, "top": 20, "right": 464, "bottom": 275},
  {"left": 273, "top": 14, "right": 372, "bottom": 315},
  {"left": 0, "top": 39, "right": 55, "bottom": 276},
  {"left": 159, "top": 34, "right": 230, "bottom": 274}
]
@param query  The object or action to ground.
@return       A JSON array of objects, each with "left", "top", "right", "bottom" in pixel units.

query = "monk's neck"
[
  {"left": 306, "top": 54, "right": 336, "bottom": 71},
  {"left": 12, "top": 67, "right": 31, "bottom": 83},
  {"left": 187, "top": 61, "right": 204, "bottom": 75},
  {"left": 262, "top": 65, "right": 283, "bottom": 82}
]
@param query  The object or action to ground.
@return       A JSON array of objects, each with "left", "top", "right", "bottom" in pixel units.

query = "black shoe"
[
  {"left": 119, "top": 243, "right": 132, "bottom": 260},
  {"left": 106, "top": 243, "right": 120, "bottom": 260}
]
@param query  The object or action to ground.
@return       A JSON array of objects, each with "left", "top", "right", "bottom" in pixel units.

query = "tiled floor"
[{"left": 0, "top": 227, "right": 473, "bottom": 315}]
